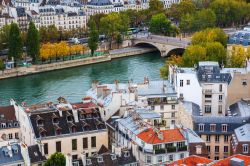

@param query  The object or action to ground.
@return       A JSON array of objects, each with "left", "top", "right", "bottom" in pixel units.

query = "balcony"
[
  {"left": 177, "top": 145, "right": 188, "bottom": 152},
  {"left": 154, "top": 148, "right": 166, "bottom": 154},
  {"left": 166, "top": 146, "right": 176, "bottom": 153}
]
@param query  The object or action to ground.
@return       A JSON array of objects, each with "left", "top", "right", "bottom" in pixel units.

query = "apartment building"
[
  {"left": 16, "top": 7, "right": 28, "bottom": 31},
  {"left": 231, "top": 123, "right": 250, "bottom": 156},
  {"left": 0, "top": 105, "right": 20, "bottom": 141},
  {"left": 11, "top": 98, "right": 108, "bottom": 164}
]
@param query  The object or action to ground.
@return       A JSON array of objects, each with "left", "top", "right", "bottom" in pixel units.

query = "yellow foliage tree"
[
  {"left": 230, "top": 45, "right": 246, "bottom": 67},
  {"left": 246, "top": 46, "right": 250, "bottom": 59}
]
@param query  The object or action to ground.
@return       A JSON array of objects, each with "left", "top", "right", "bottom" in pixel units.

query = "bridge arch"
[
  {"left": 166, "top": 48, "right": 185, "bottom": 57},
  {"left": 134, "top": 42, "right": 162, "bottom": 53}
]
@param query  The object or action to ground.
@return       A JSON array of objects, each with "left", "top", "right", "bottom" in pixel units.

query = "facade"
[
  {"left": 16, "top": 7, "right": 28, "bottom": 31},
  {"left": 0, "top": 105, "right": 20, "bottom": 142},
  {"left": 21, "top": 144, "right": 47, "bottom": 166}
]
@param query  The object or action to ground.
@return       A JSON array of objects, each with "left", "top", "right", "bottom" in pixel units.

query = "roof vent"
[{"left": 111, "top": 154, "right": 117, "bottom": 160}]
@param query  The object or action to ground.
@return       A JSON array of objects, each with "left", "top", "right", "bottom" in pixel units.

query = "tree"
[
  {"left": 0, "top": 25, "right": 10, "bottom": 51},
  {"left": 192, "top": 9, "right": 216, "bottom": 31},
  {"left": 47, "top": 25, "right": 60, "bottom": 42},
  {"left": 149, "top": 13, "right": 172, "bottom": 35},
  {"left": 149, "top": 0, "right": 164, "bottom": 12},
  {"left": 182, "top": 45, "right": 207, "bottom": 67},
  {"left": 205, "top": 42, "right": 226, "bottom": 64},
  {"left": 191, "top": 28, "right": 227, "bottom": 47},
  {"left": 247, "top": 46, "right": 250, "bottom": 59},
  {"left": 169, "top": 0, "right": 196, "bottom": 21},
  {"left": 27, "top": 22, "right": 40, "bottom": 62},
  {"left": 229, "top": 45, "right": 246, "bottom": 67},
  {"left": 0, "top": 59, "right": 4, "bottom": 71},
  {"left": 45, "top": 152, "right": 66, "bottom": 166},
  {"left": 116, "top": 33, "right": 123, "bottom": 48},
  {"left": 89, "top": 13, "right": 106, "bottom": 32},
  {"left": 88, "top": 19, "right": 99, "bottom": 56},
  {"left": 8, "top": 23, "right": 23, "bottom": 61},
  {"left": 39, "top": 26, "right": 48, "bottom": 43}
]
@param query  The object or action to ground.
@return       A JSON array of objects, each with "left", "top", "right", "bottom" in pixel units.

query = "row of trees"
[
  {"left": 40, "top": 42, "right": 86, "bottom": 61},
  {"left": 160, "top": 28, "right": 250, "bottom": 79}
]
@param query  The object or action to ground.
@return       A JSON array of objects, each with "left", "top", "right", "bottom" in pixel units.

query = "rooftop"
[
  {"left": 211, "top": 154, "right": 250, "bottom": 166},
  {"left": 229, "top": 99, "right": 250, "bottom": 118},
  {"left": 28, "top": 145, "right": 46, "bottom": 163},
  {"left": 0, "top": 143, "right": 23, "bottom": 165},
  {"left": 234, "top": 124, "right": 250, "bottom": 142},
  {"left": 0, "top": 105, "right": 16, "bottom": 122},
  {"left": 169, "top": 155, "right": 213, "bottom": 166},
  {"left": 137, "top": 128, "right": 185, "bottom": 144}
]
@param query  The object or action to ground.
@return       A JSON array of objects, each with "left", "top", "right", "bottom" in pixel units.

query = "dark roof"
[
  {"left": 193, "top": 116, "right": 248, "bottom": 135},
  {"left": 28, "top": 145, "right": 46, "bottom": 163},
  {"left": 87, "top": 0, "right": 112, "bottom": 6},
  {"left": 0, "top": 105, "right": 16, "bottom": 122},
  {"left": 68, "top": 12, "right": 77, "bottom": 17},
  {"left": 29, "top": 105, "right": 106, "bottom": 139},
  {"left": 197, "top": 62, "right": 232, "bottom": 84},
  {"left": 86, "top": 150, "right": 137, "bottom": 166},
  {"left": 98, "top": 145, "right": 109, "bottom": 154},
  {"left": 16, "top": 7, "right": 26, "bottom": 17},
  {"left": 31, "top": 10, "right": 39, "bottom": 15}
]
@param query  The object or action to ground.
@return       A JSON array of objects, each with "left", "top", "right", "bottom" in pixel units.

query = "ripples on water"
[{"left": 0, "top": 52, "right": 165, "bottom": 105}]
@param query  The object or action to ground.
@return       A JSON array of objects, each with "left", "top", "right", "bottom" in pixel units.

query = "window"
[
  {"left": 210, "top": 124, "right": 216, "bottom": 132},
  {"left": 72, "top": 139, "right": 77, "bottom": 150},
  {"left": 243, "top": 145, "right": 248, "bottom": 153},
  {"left": 171, "top": 112, "right": 175, "bottom": 118},
  {"left": 83, "top": 138, "right": 88, "bottom": 149},
  {"left": 146, "top": 156, "right": 151, "bottom": 163},
  {"left": 205, "top": 105, "right": 211, "bottom": 113},
  {"left": 219, "top": 84, "right": 222, "bottom": 92},
  {"left": 215, "top": 146, "right": 219, "bottom": 153},
  {"left": 219, "top": 95, "right": 223, "bottom": 101},
  {"left": 242, "top": 79, "right": 247, "bottom": 86},
  {"left": 218, "top": 105, "right": 223, "bottom": 114},
  {"left": 72, "top": 155, "right": 78, "bottom": 160},
  {"left": 207, "top": 146, "right": 210, "bottom": 152},
  {"left": 160, "top": 105, "right": 164, "bottom": 110},
  {"left": 171, "top": 105, "right": 175, "bottom": 110},
  {"left": 171, "top": 120, "right": 175, "bottom": 125},
  {"left": 186, "top": 80, "right": 190, "bottom": 85},
  {"left": 8, "top": 133, "right": 13, "bottom": 139},
  {"left": 199, "top": 124, "right": 204, "bottom": 132},
  {"left": 222, "top": 124, "right": 227, "bottom": 132},
  {"left": 91, "top": 136, "right": 96, "bottom": 148},
  {"left": 224, "top": 146, "right": 228, "bottom": 153},
  {"left": 180, "top": 93, "right": 183, "bottom": 99},
  {"left": 214, "top": 156, "right": 219, "bottom": 160},
  {"left": 151, "top": 106, "right": 155, "bottom": 110},
  {"left": 224, "top": 135, "right": 229, "bottom": 142},
  {"left": 56, "top": 141, "right": 61, "bottom": 152},
  {"left": 205, "top": 95, "right": 212, "bottom": 98},
  {"left": 206, "top": 135, "right": 211, "bottom": 142},
  {"left": 180, "top": 153, "right": 184, "bottom": 158},
  {"left": 157, "top": 156, "right": 163, "bottom": 163},
  {"left": 169, "top": 154, "right": 174, "bottom": 161},
  {"left": 15, "top": 133, "right": 19, "bottom": 139},
  {"left": 44, "top": 143, "right": 48, "bottom": 155},
  {"left": 215, "top": 135, "right": 220, "bottom": 142},
  {"left": 180, "top": 80, "right": 183, "bottom": 87}
]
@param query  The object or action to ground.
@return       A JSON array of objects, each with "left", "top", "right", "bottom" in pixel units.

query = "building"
[
  {"left": 21, "top": 144, "right": 47, "bottom": 166},
  {"left": 169, "top": 155, "right": 213, "bottom": 166},
  {"left": 16, "top": 7, "right": 28, "bottom": 31},
  {"left": 231, "top": 124, "right": 250, "bottom": 156},
  {"left": 0, "top": 105, "right": 20, "bottom": 142},
  {"left": 211, "top": 154, "right": 250, "bottom": 166},
  {"left": 11, "top": 98, "right": 108, "bottom": 161},
  {"left": 0, "top": 141, "right": 25, "bottom": 166}
]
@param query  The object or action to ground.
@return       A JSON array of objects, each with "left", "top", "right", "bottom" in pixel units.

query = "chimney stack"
[{"left": 81, "top": 152, "right": 86, "bottom": 166}]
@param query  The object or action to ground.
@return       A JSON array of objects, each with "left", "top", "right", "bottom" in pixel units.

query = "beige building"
[{"left": 11, "top": 98, "right": 108, "bottom": 164}]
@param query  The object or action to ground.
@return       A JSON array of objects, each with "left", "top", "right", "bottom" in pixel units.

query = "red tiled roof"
[
  {"left": 169, "top": 155, "right": 213, "bottom": 166},
  {"left": 0, "top": 105, "right": 16, "bottom": 122},
  {"left": 72, "top": 102, "right": 97, "bottom": 109},
  {"left": 137, "top": 128, "right": 185, "bottom": 144},
  {"left": 211, "top": 154, "right": 250, "bottom": 166}
]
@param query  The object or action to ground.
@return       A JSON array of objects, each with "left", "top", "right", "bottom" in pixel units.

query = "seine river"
[{"left": 0, "top": 52, "right": 165, "bottom": 106}]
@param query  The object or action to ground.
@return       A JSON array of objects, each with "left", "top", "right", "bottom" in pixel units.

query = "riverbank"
[{"left": 0, "top": 47, "right": 156, "bottom": 80}]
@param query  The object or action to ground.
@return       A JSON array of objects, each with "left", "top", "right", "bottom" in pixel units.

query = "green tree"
[
  {"left": 116, "top": 33, "right": 123, "bottom": 48},
  {"left": 0, "top": 59, "right": 4, "bottom": 71},
  {"left": 182, "top": 45, "right": 207, "bottom": 67},
  {"left": 192, "top": 9, "right": 216, "bottom": 31},
  {"left": 27, "top": 22, "right": 40, "bottom": 62},
  {"left": 89, "top": 13, "right": 106, "bottom": 32},
  {"left": 88, "top": 19, "right": 99, "bottom": 56},
  {"left": 169, "top": 0, "right": 196, "bottom": 21},
  {"left": 39, "top": 26, "right": 48, "bottom": 43},
  {"left": 149, "top": 0, "right": 164, "bottom": 12},
  {"left": 8, "top": 23, "right": 23, "bottom": 61},
  {"left": 205, "top": 42, "right": 226, "bottom": 64},
  {"left": 149, "top": 13, "right": 172, "bottom": 35},
  {"left": 179, "top": 14, "right": 194, "bottom": 34},
  {"left": 45, "top": 152, "right": 66, "bottom": 166},
  {"left": 47, "top": 25, "right": 60, "bottom": 42},
  {"left": 0, "top": 25, "right": 10, "bottom": 51}
]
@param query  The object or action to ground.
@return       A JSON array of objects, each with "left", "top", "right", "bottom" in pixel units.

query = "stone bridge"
[{"left": 132, "top": 35, "right": 190, "bottom": 57}]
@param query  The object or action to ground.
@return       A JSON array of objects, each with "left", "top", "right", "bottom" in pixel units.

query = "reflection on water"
[{"left": 0, "top": 52, "right": 165, "bottom": 105}]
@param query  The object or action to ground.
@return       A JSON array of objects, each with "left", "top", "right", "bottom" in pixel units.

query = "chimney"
[
  {"left": 39, "top": 142, "right": 45, "bottom": 156},
  {"left": 81, "top": 152, "right": 86, "bottom": 166},
  {"left": 114, "top": 80, "right": 119, "bottom": 91},
  {"left": 157, "top": 132, "right": 164, "bottom": 141},
  {"left": 58, "top": 109, "right": 63, "bottom": 117},
  {"left": 66, "top": 153, "right": 72, "bottom": 166}
]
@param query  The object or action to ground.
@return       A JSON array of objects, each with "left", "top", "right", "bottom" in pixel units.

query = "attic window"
[
  {"left": 97, "top": 156, "right": 103, "bottom": 163},
  {"left": 1, "top": 123, "right": 6, "bottom": 128},
  {"left": 86, "top": 159, "right": 92, "bottom": 165},
  {"left": 67, "top": 115, "right": 73, "bottom": 122},
  {"left": 242, "top": 79, "right": 247, "bottom": 86},
  {"left": 124, "top": 151, "right": 130, "bottom": 157},
  {"left": 111, "top": 154, "right": 117, "bottom": 160},
  {"left": 37, "top": 119, "right": 44, "bottom": 126}
]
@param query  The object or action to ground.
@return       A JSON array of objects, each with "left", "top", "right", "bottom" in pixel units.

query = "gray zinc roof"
[{"left": 234, "top": 124, "right": 250, "bottom": 142}]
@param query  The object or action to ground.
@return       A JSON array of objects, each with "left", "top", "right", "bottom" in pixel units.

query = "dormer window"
[
  {"left": 36, "top": 115, "right": 44, "bottom": 127},
  {"left": 97, "top": 156, "right": 103, "bottom": 163},
  {"left": 124, "top": 151, "right": 130, "bottom": 157},
  {"left": 39, "top": 127, "right": 47, "bottom": 137},
  {"left": 86, "top": 159, "right": 92, "bottom": 165},
  {"left": 68, "top": 122, "right": 77, "bottom": 133},
  {"left": 1, "top": 123, "right": 6, "bottom": 128},
  {"left": 8, "top": 123, "right": 12, "bottom": 127},
  {"left": 111, "top": 154, "right": 117, "bottom": 160},
  {"left": 14, "top": 122, "right": 18, "bottom": 127}
]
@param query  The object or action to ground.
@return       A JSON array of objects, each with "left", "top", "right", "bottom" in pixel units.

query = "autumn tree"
[
  {"left": 229, "top": 45, "right": 246, "bottom": 67},
  {"left": 8, "top": 23, "right": 23, "bottom": 61},
  {"left": 27, "top": 22, "right": 40, "bottom": 62},
  {"left": 88, "top": 19, "right": 99, "bottom": 56}
]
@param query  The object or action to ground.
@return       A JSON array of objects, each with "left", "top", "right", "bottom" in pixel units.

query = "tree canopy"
[
  {"left": 8, "top": 23, "right": 23, "bottom": 60},
  {"left": 27, "top": 22, "right": 40, "bottom": 62},
  {"left": 88, "top": 19, "right": 99, "bottom": 56},
  {"left": 45, "top": 152, "right": 66, "bottom": 166}
]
